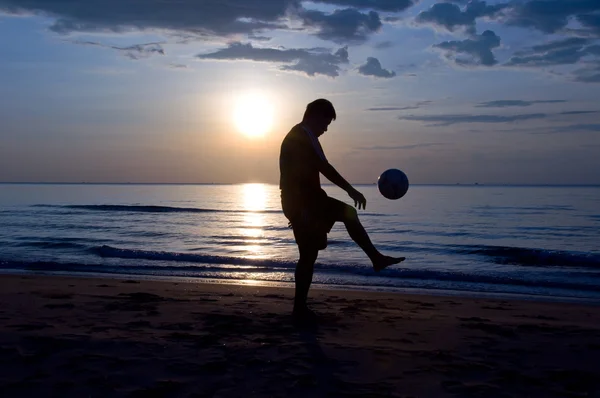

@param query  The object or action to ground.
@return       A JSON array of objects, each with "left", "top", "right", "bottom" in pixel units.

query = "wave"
[
  {"left": 15, "top": 241, "right": 88, "bottom": 250},
  {"left": 90, "top": 245, "right": 292, "bottom": 268},
  {"left": 473, "top": 205, "right": 575, "bottom": 212},
  {"left": 91, "top": 245, "right": 600, "bottom": 286},
  {"left": 452, "top": 244, "right": 600, "bottom": 268},
  {"left": 32, "top": 204, "right": 282, "bottom": 214},
  {"left": 11, "top": 236, "right": 105, "bottom": 250},
  {"left": 2, "top": 257, "right": 600, "bottom": 294},
  {"left": 31, "top": 204, "right": 386, "bottom": 218},
  {"left": 93, "top": 243, "right": 600, "bottom": 272}
]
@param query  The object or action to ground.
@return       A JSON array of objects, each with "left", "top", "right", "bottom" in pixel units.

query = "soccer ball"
[{"left": 378, "top": 168, "right": 409, "bottom": 200}]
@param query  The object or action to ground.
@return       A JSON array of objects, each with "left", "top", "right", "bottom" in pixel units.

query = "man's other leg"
[{"left": 294, "top": 245, "right": 319, "bottom": 313}]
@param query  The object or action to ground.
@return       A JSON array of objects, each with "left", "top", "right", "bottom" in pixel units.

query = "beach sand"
[{"left": 1, "top": 274, "right": 599, "bottom": 397}]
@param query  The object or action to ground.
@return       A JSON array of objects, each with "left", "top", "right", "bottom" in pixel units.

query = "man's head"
[{"left": 302, "top": 99, "right": 336, "bottom": 137}]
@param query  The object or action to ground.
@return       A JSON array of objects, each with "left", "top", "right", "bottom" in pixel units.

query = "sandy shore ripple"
[{"left": 1, "top": 274, "right": 600, "bottom": 397}]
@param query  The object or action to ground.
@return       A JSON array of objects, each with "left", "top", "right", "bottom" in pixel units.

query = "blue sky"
[{"left": 1, "top": 0, "right": 599, "bottom": 184}]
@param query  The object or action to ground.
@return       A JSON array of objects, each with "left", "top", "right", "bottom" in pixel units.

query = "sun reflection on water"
[
  {"left": 243, "top": 183, "right": 267, "bottom": 211},
  {"left": 241, "top": 183, "right": 267, "bottom": 258}
]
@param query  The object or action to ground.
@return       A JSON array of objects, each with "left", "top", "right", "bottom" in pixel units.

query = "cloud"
[
  {"left": 588, "top": 45, "right": 600, "bottom": 56},
  {"left": 416, "top": 0, "right": 507, "bottom": 34},
  {"left": 248, "top": 34, "right": 272, "bottom": 42},
  {"left": 573, "top": 62, "right": 600, "bottom": 82},
  {"left": 0, "top": 0, "right": 295, "bottom": 36},
  {"left": 360, "top": 143, "right": 446, "bottom": 150},
  {"left": 367, "top": 101, "right": 431, "bottom": 111},
  {"left": 399, "top": 113, "right": 547, "bottom": 126},
  {"left": 298, "top": 8, "right": 382, "bottom": 44},
  {"left": 505, "top": 37, "right": 599, "bottom": 67},
  {"left": 311, "top": 0, "right": 418, "bottom": 12},
  {"left": 73, "top": 40, "right": 165, "bottom": 60},
  {"left": 528, "top": 37, "right": 591, "bottom": 53},
  {"left": 0, "top": 0, "right": 413, "bottom": 45},
  {"left": 434, "top": 30, "right": 501, "bottom": 66},
  {"left": 558, "top": 110, "right": 598, "bottom": 115},
  {"left": 565, "top": 124, "right": 600, "bottom": 132},
  {"left": 533, "top": 123, "right": 600, "bottom": 134},
  {"left": 476, "top": 99, "right": 567, "bottom": 107},
  {"left": 577, "top": 13, "right": 600, "bottom": 36},
  {"left": 357, "top": 57, "right": 396, "bottom": 78},
  {"left": 309, "top": 0, "right": 416, "bottom": 12},
  {"left": 196, "top": 42, "right": 349, "bottom": 77},
  {"left": 503, "top": 0, "right": 600, "bottom": 35},
  {"left": 374, "top": 40, "right": 394, "bottom": 49}
]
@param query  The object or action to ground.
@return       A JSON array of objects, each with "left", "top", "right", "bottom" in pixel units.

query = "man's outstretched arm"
[{"left": 320, "top": 161, "right": 367, "bottom": 210}]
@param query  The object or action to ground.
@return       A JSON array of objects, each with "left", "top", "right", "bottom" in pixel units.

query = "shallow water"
[{"left": 1, "top": 183, "right": 599, "bottom": 302}]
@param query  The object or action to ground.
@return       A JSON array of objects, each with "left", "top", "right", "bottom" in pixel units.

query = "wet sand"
[{"left": 1, "top": 274, "right": 600, "bottom": 397}]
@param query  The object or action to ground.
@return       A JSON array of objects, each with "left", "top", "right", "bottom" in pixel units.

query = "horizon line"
[{"left": 1, "top": 182, "right": 600, "bottom": 187}]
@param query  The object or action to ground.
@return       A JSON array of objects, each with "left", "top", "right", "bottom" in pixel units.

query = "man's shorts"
[{"left": 281, "top": 193, "right": 352, "bottom": 251}]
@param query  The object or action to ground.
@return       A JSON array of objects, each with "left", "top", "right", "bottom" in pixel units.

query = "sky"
[{"left": 1, "top": 0, "right": 599, "bottom": 185}]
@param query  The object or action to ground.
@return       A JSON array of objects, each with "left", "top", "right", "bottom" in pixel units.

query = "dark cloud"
[
  {"left": 416, "top": 0, "right": 507, "bottom": 34},
  {"left": 168, "top": 63, "right": 188, "bottom": 69},
  {"left": 535, "top": 123, "right": 600, "bottom": 134},
  {"left": 397, "top": 62, "right": 418, "bottom": 69},
  {"left": 587, "top": 45, "right": 600, "bottom": 55},
  {"left": 565, "top": 124, "right": 600, "bottom": 132},
  {"left": 196, "top": 42, "right": 349, "bottom": 78},
  {"left": 504, "top": 0, "right": 600, "bottom": 35},
  {"left": 360, "top": 143, "right": 445, "bottom": 150},
  {"left": 528, "top": 37, "right": 591, "bottom": 53},
  {"left": 248, "top": 34, "right": 272, "bottom": 42},
  {"left": 434, "top": 30, "right": 501, "bottom": 66},
  {"left": 558, "top": 110, "right": 599, "bottom": 115},
  {"left": 0, "top": 0, "right": 414, "bottom": 44},
  {"left": 577, "top": 13, "right": 600, "bottom": 36},
  {"left": 368, "top": 107, "right": 409, "bottom": 111},
  {"left": 73, "top": 40, "right": 165, "bottom": 60},
  {"left": 383, "top": 16, "right": 402, "bottom": 23},
  {"left": 299, "top": 8, "right": 382, "bottom": 44},
  {"left": 573, "top": 62, "right": 600, "bottom": 82},
  {"left": 399, "top": 112, "right": 547, "bottom": 126},
  {"left": 575, "top": 72, "right": 600, "bottom": 82},
  {"left": 367, "top": 101, "right": 431, "bottom": 111},
  {"left": 425, "top": 1, "right": 600, "bottom": 40},
  {"left": 506, "top": 37, "right": 599, "bottom": 67},
  {"left": 507, "top": 47, "right": 585, "bottom": 66},
  {"left": 374, "top": 40, "right": 394, "bottom": 49},
  {"left": 309, "top": 0, "right": 416, "bottom": 12},
  {"left": 357, "top": 57, "right": 396, "bottom": 78},
  {"left": 0, "top": 0, "right": 295, "bottom": 36},
  {"left": 476, "top": 99, "right": 567, "bottom": 107}
]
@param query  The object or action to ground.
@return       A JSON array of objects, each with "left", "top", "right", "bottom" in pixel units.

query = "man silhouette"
[{"left": 279, "top": 99, "right": 405, "bottom": 320}]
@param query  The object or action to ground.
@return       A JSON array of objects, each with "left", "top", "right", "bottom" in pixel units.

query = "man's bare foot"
[
  {"left": 292, "top": 304, "right": 318, "bottom": 324},
  {"left": 373, "top": 255, "right": 405, "bottom": 272}
]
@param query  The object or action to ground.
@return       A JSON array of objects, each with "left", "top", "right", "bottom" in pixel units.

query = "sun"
[{"left": 233, "top": 93, "right": 274, "bottom": 138}]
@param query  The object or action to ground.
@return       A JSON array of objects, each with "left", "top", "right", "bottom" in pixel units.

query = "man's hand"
[{"left": 348, "top": 188, "right": 367, "bottom": 210}]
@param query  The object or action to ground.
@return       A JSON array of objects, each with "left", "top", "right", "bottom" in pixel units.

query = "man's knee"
[{"left": 342, "top": 204, "right": 358, "bottom": 221}]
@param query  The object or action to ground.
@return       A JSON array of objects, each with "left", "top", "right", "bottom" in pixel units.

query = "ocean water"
[{"left": 1, "top": 183, "right": 600, "bottom": 302}]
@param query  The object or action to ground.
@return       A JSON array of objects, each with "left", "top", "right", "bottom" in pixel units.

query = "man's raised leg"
[{"left": 342, "top": 205, "right": 405, "bottom": 271}]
